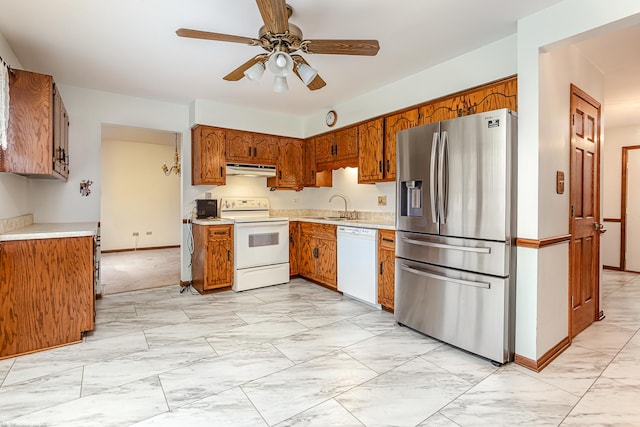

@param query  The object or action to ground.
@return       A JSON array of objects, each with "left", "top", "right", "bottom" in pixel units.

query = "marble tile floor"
[{"left": 0, "top": 271, "right": 639, "bottom": 426}]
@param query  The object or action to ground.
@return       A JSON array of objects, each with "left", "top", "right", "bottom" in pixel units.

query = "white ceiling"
[{"left": 0, "top": 0, "right": 565, "bottom": 117}]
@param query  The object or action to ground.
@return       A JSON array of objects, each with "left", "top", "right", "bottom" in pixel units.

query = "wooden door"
[
  {"left": 289, "top": 222, "right": 300, "bottom": 276},
  {"left": 317, "top": 238, "right": 337, "bottom": 288},
  {"left": 252, "top": 133, "right": 277, "bottom": 164},
  {"left": 315, "top": 134, "right": 335, "bottom": 164},
  {"left": 205, "top": 226, "right": 233, "bottom": 289},
  {"left": 624, "top": 148, "right": 640, "bottom": 272},
  {"left": 358, "top": 118, "right": 384, "bottom": 183},
  {"left": 378, "top": 229, "right": 395, "bottom": 310},
  {"left": 334, "top": 126, "right": 358, "bottom": 160},
  {"left": 225, "top": 130, "right": 253, "bottom": 163},
  {"left": 569, "top": 84, "right": 601, "bottom": 338},
  {"left": 191, "top": 126, "right": 225, "bottom": 185},
  {"left": 278, "top": 138, "right": 303, "bottom": 186},
  {"left": 302, "top": 138, "right": 317, "bottom": 186},
  {"left": 384, "top": 109, "right": 419, "bottom": 181},
  {"left": 299, "top": 233, "right": 315, "bottom": 277}
]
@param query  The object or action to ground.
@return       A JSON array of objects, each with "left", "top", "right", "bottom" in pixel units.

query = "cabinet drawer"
[
  {"left": 378, "top": 229, "right": 396, "bottom": 250},
  {"left": 207, "top": 225, "right": 232, "bottom": 240},
  {"left": 300, "top": 222, "right": 336, "bottom": 240}
]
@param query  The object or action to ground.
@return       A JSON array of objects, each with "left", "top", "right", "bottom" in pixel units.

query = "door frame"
[
  {"left": 620, "top": 145, "right": 640, "bottom": 273},
  {"left": 568, "top": 84, "right": 603, "bottom": 339}
]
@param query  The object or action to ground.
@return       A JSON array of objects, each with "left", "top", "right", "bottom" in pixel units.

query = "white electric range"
[{"left": 220, "top": 197, "right": 290, "bottom": 292}]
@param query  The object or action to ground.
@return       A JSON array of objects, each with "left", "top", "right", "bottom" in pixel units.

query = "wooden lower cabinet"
[
  {"left": 0, "top": 236, "right": 95, "bottom": 359},
  {"left": 378, "top": 229, "right": 396, "bottom": 311},
  {"left": 192, "top": 224, "right": 234, "bottom": 293},
  {"left": 289, "top": 221, "right": 300, "bottom": 276},
  {"left": 298, "top": 222, "right": 337, "bottom": 289}
]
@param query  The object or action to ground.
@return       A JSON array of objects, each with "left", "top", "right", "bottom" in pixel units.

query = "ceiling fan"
[{"left": 176, "top": 0, "right": 380, "bottom": 92}]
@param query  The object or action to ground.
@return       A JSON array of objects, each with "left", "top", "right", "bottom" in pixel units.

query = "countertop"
[
  {"left": 192, "top": 218, "right": 234, "bottom": 226},
  {"left": 0, "top": 222, "right": 99, "bottom": 241},
  {"left": 292, "top": 217, "right": 395, "bottom": 230}
]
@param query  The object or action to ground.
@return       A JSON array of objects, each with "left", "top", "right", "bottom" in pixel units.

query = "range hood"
[{"left": 226, "top": 163, "right": 277, "bottom": 177}]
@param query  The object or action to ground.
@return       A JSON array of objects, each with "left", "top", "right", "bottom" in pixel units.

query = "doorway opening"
[{"left": 99, "top": 124, "right": 182, "bottom": 295}]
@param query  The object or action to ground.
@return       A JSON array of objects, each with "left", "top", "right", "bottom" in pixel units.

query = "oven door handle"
[
  {"left": 400, "top": 264, "right": 490, "bottom": 289},
  {"left": 234, "top": 220, "right": 289, "bottom": 227}
]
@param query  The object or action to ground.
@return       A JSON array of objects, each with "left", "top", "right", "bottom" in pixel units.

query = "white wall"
[
  {"left": 516, "top": 0, "right": 640, "bottom": 360},
  {"left": 602, "top": 125, "right": 640, "bottom": 268},
  {"left": 100, "top": 139, "right": 180, "bottom": 251},
  {"left": 0, "top": 32, "right": 29, "bottom": 220}
]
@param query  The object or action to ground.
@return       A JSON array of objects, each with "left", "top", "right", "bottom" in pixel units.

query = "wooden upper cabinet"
[
  {"left": 252, "top": 133, "right": 277, "bottom": 164},
  {"left": 384, "top": 108, "right": 420, "bottom": 181},
  {"left": 358, "top": 118, "right": 385, "bottom": 183},
  {"left": 191, "top": 125, "right": 225, "bottom": 186},
  {"left": 314, "top": 133, "right": 335, "bottom": 164},
  {"left": 225, "top": 129, "right": 253, "bottom": 163},
  {"left": 226, "top": 130, "right": 276, "bottom": 165},
  {"left": 1, "top": 69, "right": 69, "bottom": 180},
  {"left": 334, "top": 126, "right": 358, "bottom": 161},
  {"left": 267, "top": 137, "right": 303, "bottom": 188},
  {"left": 302, "top": 138, "right": 332, "bottom": 188},
  {"left": 315, "top": 126, "right": 358, "bottom": 170}
]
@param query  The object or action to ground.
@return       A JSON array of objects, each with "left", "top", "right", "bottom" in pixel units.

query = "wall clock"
[{"left": 326, "top": 110, "right": 337, "bottom": 127}]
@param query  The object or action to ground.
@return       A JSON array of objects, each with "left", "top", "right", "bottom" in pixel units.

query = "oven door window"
[{"left": 249, "top": 232, "right": 279, "bottom": 248}]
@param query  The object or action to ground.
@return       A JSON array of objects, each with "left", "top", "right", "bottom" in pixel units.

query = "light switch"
[
  {"left": 378, "top": 195, "right": 387, "bottom": 206},
  {"left": 556, "top": 171, "right": 565, "bottom": 194}
]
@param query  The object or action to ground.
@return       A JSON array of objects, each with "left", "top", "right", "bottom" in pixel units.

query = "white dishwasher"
[{"left": 337, "top": 226, "right": 379, "bottom": 307}]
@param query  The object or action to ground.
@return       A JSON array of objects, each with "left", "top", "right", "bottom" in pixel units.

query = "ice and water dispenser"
[{"left": 400, "top": 180, "right": 423, "bottom": 217}]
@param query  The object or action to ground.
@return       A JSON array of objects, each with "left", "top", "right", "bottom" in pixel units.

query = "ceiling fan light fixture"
[
  {"left": 268, "top": 51, "right": 294, "bottom": 77},
  {"left": 273, "top": 75, "right": 289, "bottom": 92},
  {"left": 296, "top": 62, "right": 318, "bottom": 86},
  {"left": 244, "top": 61, "right": 265, "bottom": 81}
]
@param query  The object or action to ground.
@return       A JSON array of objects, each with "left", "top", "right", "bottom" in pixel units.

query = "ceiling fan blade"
[
  {"left": 255, "top": 0, "right": 289, "bottom": 34},
  {"left": 291, "top": 55, "right": 326, "bottom": 91},
  {"left": 223, "top": 55, "right": 266, "bottom": 81},
  {"left": 176, "top": 28, "right": 259, "bottom": 46},
  {"left": 303, "top": 39, "right": 380, "bottom": 56}
]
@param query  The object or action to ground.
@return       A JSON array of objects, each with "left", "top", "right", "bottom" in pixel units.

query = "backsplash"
[
  {"left": 272, "top": 209, "right": 395, "bottom": 225},
  {"left": 0, "top": 214, "right": 34, "bottom": 234}
]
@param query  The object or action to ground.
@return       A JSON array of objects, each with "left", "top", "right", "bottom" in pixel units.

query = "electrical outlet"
[
  {"left": 132, "top": 232, "right": 139, "bottom": 236},
  {"left": 377, "top": 195, "right": 387, "bottom": 206},
  {"left": 146, "top": 231, "right": 152, "bottom": 235}
]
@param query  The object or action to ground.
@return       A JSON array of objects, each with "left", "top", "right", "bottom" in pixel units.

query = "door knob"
[{"left": 593, "top": 222, "right": 607, "bottom": 233}]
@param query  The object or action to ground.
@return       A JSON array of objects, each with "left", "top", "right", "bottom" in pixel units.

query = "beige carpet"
[{"left": 100, "top": 247, "right": 180, "bottom": 295}]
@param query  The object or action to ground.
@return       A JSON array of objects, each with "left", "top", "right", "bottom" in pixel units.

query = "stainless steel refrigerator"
[{"left": 395, "top": 108, "right": 517, "bottom": 364}]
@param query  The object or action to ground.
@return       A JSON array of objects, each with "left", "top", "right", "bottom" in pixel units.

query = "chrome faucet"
[{"left": 329, "top": 194, "right": 348, "bottom": 218}]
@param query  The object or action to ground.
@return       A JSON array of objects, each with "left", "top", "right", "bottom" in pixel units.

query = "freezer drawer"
[
  {"left": 394, "top": 258, "right": 514, "bottom": 363},
  {"left": 396, "top": 231, "right": 510, "bottom": 277}
]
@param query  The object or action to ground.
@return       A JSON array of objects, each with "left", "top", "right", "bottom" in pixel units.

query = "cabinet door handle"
[
  {"left": 253, "top": 147, "right": 257, "bottom": 157},
  {"left": 379, "top": 262, "right": 383, "bottom": 275},
  {"left": 313, "top": 247, "right": 319, "bottom": 258},
  {"left": 379, "top": 160, "right": 383, "bottom": 173},
  {"left": 214, "top": 231, "right": 226, "bottom": 235},
  {"left": 289, "top": 234, "right": 293, "bottom": 243},
  {"left": 279, "top": 170, "right": 282, "bottom": 179},
  {"left": 220, "top": 166, "right": 223, "bottom": 177},
  {"left": 386, "top": 160, "right": 390, "bottom": 172},
  {"left": 248, "top": 146, "right": 252, "bottom": 157},
  {"left": 382, "top": 237, "right": 394, "bottom": 243},
  {"left": 311, "top": 170, "right": 315, "bottom": 179},
  {"left": 227, "top": 250, "right": 231, "bottom": 261}
]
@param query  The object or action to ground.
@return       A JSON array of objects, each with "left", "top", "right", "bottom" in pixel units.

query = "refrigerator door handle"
[
  {"left": 400, "top": 264, "right": 491, "bottom": 289},
  {"left": 401, "top": 237, "right": 491, "bottom": 254},
  {"left": 430, "top": 132, "right": 439, "bottom": 224},
  {"left": 438, "top": 131, "right": 449, "bottom": 224}
]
